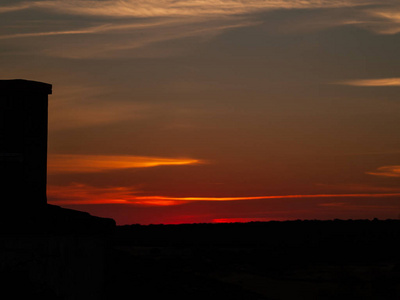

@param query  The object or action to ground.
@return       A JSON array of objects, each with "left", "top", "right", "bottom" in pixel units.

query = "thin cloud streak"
[
  {"left": 48, "top": 154, "right": 203, "bottom": 174},
  {"left": 47, "top": 183, "right": 190, "bottom": 206},
  {"left": 0, "top": 2, "right": 31, "bottom": 13},
  {"left": 48, "top": 84, "right": 156, "bottom": 130},
  {"left": 0, "top": 0, "right": 373, "bottom": 18},
  {"left": 334, "top": 78, "right": 400, "bottom": 87},
  {"left": 144, "top": 193, "right": 400, "bottom": 201},
  {"left": 366, "top": 165, "right": 400, "bottom": 177},
  {"left": 366, "top": 7, "right": 400, "bottom": 34},
  {"left": 2, "top": 1, "right": 400, "bottom": 59},
  {"left": 78, "top": 19, "right": 259, "bottom": 58},
  {"left": 0, "top": 19, "right": 181, "bottom": 40},
  {"left": 48, "top": 182, "right": 400, "bottom": 206},
  {"left": 16, "top": 17, "right": 258, "bottom": 58},
  {"left": 47, "top": 184, "right": 143, "bottom": 205}
]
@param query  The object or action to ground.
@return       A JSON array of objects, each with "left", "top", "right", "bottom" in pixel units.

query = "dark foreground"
[
  {"left": 1, "top": 219, "right": 399, "bottom": 299},
  {"left": 107, "top": 219, "right": 400, "bottom": 299}
]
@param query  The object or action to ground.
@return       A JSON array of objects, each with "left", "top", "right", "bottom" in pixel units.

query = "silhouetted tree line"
[{"left": 113, "top": 219, "right": 400, "bottom": 263}]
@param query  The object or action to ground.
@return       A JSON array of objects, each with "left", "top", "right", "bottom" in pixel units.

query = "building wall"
[{"left": 0, "top": 81, "right": 50, "bottom": 216}]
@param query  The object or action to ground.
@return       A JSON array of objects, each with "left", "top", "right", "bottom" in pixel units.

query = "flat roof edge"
[{"left": 0, "top": 79, "right": 52, "bottom": 95}]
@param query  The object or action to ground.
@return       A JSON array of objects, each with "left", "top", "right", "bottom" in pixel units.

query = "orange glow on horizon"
[
  {"left": 212, "top": 218, "right": 274, "bottom": 223},
  {"left": 47, "top": 154, "right": 203, "bottom": 174}
]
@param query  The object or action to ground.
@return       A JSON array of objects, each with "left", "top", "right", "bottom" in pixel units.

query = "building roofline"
[{"left": 0, "top": 79, "right": 52, "bottom": 95}]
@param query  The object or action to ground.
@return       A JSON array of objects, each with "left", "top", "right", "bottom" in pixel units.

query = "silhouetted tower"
[{"left": 0, "top": 79, "right": 52, "bottom": 217}]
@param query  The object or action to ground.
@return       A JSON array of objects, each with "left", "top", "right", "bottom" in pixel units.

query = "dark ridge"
[
  {"left": 44, "top": 204, "right": 116, "bottom": 234},
  {"left": 106, "top": 219, "right": 400, "bottom": 300},
  {"left": 114, "top": 219, "right": 400, "bottom": 255}
]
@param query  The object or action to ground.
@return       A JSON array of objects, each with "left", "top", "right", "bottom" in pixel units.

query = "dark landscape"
[
  {"left": 106, "top": 219, "right": 400, "bottom": 300},
  {"left": 2, "top": 217, "right": 400, "bottom": 299}
]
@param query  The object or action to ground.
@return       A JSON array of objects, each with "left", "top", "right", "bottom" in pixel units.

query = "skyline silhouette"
[
  {"left": 0, "top": 79, "right": 115, "bottom": 233},
  {"left": 1, "top": 0, "right": 400, "bottom": 225}
]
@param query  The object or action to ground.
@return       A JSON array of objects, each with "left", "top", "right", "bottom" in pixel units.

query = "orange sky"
[{"left": 1, "top": 0, "right": 400, "bottom": 224}]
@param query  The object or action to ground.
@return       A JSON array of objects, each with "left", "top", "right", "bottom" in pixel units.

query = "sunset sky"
[{"left": 1, "top": 0, "right": 400, "bottom": 224}]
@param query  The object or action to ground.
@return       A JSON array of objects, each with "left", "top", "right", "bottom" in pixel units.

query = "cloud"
[
  {"left": 0, "top": 13, "right": 258, "bottom": 58},
  {"left": 48, "top": 154, "right": 203, "bottom": 174},
  {"left": 335, "top": 78, "right": 400, "bottom": 87},
  {"left": 47, "top": 183, "right": 135, "bottom": 204},
  {"left": 365, "top": 6, "right": 400, "bottom": 34},
  {"left": 0, "top": 2, "right": 31, "bottom": 14},
  {"left": 2, "top": 0, "right": 400, "bottom": 59},
  {"left": 0, "top": 19, "right": 180, "bottom": 40},
  {"left": 48, "top": 85, "right": 156, "bottom": 130},
  {"left": 48, "top": 183, "right": 400, "bottom": 206},
  {"left": 147, "top": 193, "right": 400, "bottom": 201},
  {"left": 47, "top": 183, "right": 190, "bottom": 206},
  {"left": 366, "top": 165, "right": 400, "bottom": 177},
  {"left": 0, "top": 0, "right": 373, "bottom": 18},
  {"left": 39, "top": 18, "right": 258, "bottom": 59}
]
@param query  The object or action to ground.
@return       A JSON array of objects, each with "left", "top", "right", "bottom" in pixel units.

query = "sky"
[{"left": 1, "top": 0, "right": 400, "bottom": 225}]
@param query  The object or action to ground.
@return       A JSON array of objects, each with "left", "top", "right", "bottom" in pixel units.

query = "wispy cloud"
[
  {"left": 2, "top": 1, "right": 400, "bottom": 58},
  {"left": 147, "top": 193, "right": 400, "bottom": 201},
  {"left": 0, "top": 15, "right": 257, "bottom": 58},
  {"left": 42, "top": 18, "right": 258, "bottom": 59},
  {"left": 336, "top": 78, "right": 400, "bottom": 87},
  {"left": 0, "top": 2, "right": 31, "bottom": 14},
  {"left": 365, "top": 7, "right": 400, "bottom": 34},
  {"left": 48, "top": 85, "right": 155, "bottom": 130},
  {"left": 48, "top": 154, "right": 203, "bottom": 174},
  {"left": 366, "top": 165, "right": 400, "bottom": 177},
  {"left": 0, "top": 1, "right": 373, "bottom": 18},
  {"left": 47, "top": 183, "right": 187, "bottom": 206},
  {"left": 48, "top": 182, "right": 400, "bottom": 206},
  {"left": 0, "top": 19, "right": 179, "bottom": 40}
]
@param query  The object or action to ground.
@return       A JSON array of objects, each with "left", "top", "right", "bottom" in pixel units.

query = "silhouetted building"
[
  {"left": 0, "top": 79, "right": 52, "bottom": 219},
  {"left": 0, "top": 79, "right": 115, "bottom": 299}
]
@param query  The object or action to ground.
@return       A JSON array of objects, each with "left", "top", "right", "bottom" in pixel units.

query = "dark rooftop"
[{"left": 0, "top": 79, "right": 52, "bottom": 95}]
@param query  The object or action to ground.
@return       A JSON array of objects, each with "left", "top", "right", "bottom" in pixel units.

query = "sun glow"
[{"left": 212, "top": 218, "right": 274, "bottom": 223}]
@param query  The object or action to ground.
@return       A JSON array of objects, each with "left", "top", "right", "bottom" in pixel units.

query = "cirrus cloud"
[
  {"left": 366, "top": 165, "right": 400, "bottom": 177},
  {"left": 1, "top": 0, "right": 400, "bottom": 59},
  {"left": 48, "top": 154, "right": 204, "bottom": 174},
  {"left": 335, "top": 78, "right": 400, "bottom": 87},
  {"left": 0, "top": 0, "right": 373, "bottom": 18},
  {"left": 48, "top": 181, "right": 400, "bottom": 206}
]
